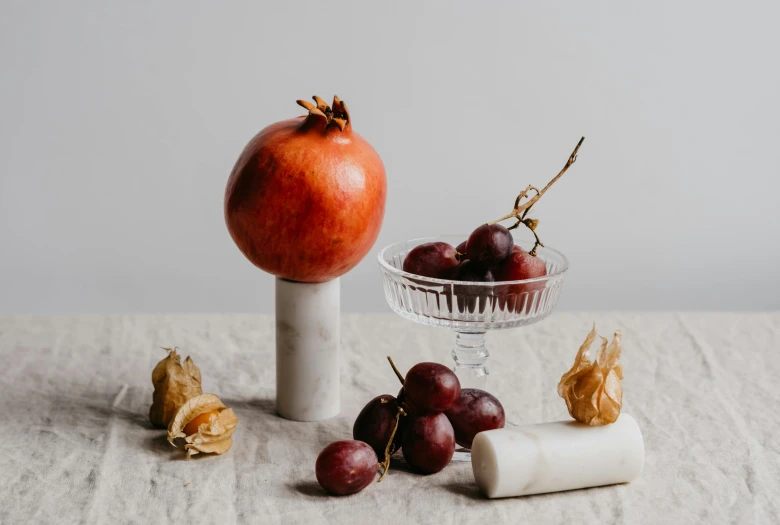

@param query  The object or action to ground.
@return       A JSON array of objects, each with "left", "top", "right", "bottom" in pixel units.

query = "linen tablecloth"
[{"left": 1, "top": 312, "right": 778, "bottom": 524}]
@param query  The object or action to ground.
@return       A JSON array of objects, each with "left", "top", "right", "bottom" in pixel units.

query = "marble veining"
[{"left": 472, "top": 415, "right": 645, "bottom": 498}]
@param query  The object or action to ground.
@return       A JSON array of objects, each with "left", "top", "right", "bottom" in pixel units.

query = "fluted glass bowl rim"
[{"left": 377, "top": 235, "right": 569, "bottom": 286}]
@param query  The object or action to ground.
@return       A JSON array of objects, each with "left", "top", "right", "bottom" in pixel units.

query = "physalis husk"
[
  {"left": 167, "top": 394, "right": 238, "bottom": 458},
  {"left": 557, "top": 326, "right": 623, "bottom": 426},
  {"left": 149, "top": 347, "right": 203, "bottom": 428}
]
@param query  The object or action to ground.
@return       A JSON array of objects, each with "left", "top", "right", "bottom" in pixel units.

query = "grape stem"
[
  {"left": 386, "top": 356, "right": 405, "bottom": 385},
  {"left": 377, "top": 405, "right": 406, "bottom": 482},
  {"left": 488, "top": 137, "right": 585, "bottom": 256}
]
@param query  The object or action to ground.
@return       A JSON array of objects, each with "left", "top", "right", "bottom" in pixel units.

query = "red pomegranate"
[{"left": 225, "top": 96, "right": 387, "bottom": 283}]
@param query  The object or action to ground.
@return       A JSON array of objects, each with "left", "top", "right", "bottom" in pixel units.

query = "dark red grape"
[
  {"left": 452, "top": 260, "right": 494, "bottom": 282},
  {"left": 401, "top": 412, "right": 456, "bottom": 474},
  {"left": 444, "top": 388, "right": 506, "bottom": 448},
  {"left": 495, "top": 251, "right": 547, "bottom": 312},
  {"left": 404, "top": 362, "right": 461, "bottom": 412},
  {"left": 353, "top": 395, "right": 404, "bottom": 458},
  {"left": 458, "top": 240, "right": 512, "bottom": 259},
  {"left": 451, "top": 260, "right": 494, "bottom": 314},
  {"left": 465, "top": 224, "right": 514, "bottom": 266},
  {"left": 496, "top": 250, "right": 547, "bottom": 281},
  {"left": 403, "top": 242, "right": 459, "bottom": 278},
  {"left": 315, "top": 440, "right": 378, "bottom": 495}
]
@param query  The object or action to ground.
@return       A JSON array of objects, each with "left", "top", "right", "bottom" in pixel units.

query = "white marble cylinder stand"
[
  {"left": 471, "top": 414, "right": 645, "bottom": 498},
  {"left": 275, "top": 277, "right": 340, "bottom": 421}
]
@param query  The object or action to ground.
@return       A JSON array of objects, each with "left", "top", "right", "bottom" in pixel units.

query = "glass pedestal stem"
[{"left": 451, "top": 331, "right": 489, "bottom": 390}]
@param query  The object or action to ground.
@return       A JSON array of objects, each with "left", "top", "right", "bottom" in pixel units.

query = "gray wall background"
[{"left": 1, "top": 1, "right": 779, "bottom": 315}]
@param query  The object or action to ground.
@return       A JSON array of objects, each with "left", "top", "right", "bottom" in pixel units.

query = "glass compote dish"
[{"left": 378, "top": 235, "right": 568, "bottom": 390}]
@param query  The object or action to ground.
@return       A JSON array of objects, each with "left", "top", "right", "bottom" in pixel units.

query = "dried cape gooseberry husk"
[
  {"left": 167, "top": 394, "right": 238, "bottom": 458},
  {"left": 149, "top": 347, "right": 203, "bottom": 428},
  {"left": 557, "top": 326, "right": 623, "bottom": 426}
]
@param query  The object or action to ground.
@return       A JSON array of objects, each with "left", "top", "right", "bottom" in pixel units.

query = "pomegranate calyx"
[{"left": 296, "top": 95, "right": 351, "bottom": 131}]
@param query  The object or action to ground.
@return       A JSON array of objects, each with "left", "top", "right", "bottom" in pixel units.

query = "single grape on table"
[{"left": 315, "top": 440, "right": 378, "bottom": 496}]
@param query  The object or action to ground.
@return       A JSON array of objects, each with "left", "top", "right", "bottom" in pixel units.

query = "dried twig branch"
[
  {"left": 488, "top": 137, "right": 585, "bottom": 256},
  {"left": 489, "top": 137, "right": 585, "bottom": 225}
]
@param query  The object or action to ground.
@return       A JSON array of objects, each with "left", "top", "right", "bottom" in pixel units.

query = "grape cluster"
[
  {"left": 403, "top": 224, "right": 547, "bottom": 284},
  {"left": 402, "top": 225, "right": 548, "bottom": 314},
  {"left": 315, "top": 358, "right": 505, "bottom": 496}
]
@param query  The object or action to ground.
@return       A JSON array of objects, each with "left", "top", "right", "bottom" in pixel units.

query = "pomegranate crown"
[{"left": 296, "top": 95, "right": 351, "bottom": 131}]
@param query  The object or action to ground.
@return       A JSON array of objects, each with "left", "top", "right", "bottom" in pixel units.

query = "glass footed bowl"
[{"left": 378, "top": 235, "right": 568, "bottom": 390}]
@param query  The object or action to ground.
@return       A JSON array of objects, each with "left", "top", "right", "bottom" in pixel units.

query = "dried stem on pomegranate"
[
  {"left": 296, "top": 95, "right": 351, "bottom": 130},
  {"left": 377, "top": 405, "right": 406, "bottom": 482},
  {"left": 489, "top": 136, "right": 585, "bottom": 256}
]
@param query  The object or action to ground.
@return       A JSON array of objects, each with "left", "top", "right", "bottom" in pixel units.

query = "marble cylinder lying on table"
[
  {"left": 275, "top": 277, "right": 340, "bottom": 421},
  {"left": 471, "top": 414, "right": 644, "bottom": 498}
]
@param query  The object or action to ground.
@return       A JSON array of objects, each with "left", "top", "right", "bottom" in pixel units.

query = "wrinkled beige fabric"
[{"left": 1, "top": 312, "right": 778, "bottom": 524}]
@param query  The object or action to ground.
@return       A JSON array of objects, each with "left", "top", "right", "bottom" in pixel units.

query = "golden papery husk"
[
  {"left": 149, "top": 347, "right": 202, "bottom": 428},
  {"left": 167, "top": 394, "right": 238, "bottom": 458},
  {"left": 557, "top": 326, "right": 623, "bottom": 426}
]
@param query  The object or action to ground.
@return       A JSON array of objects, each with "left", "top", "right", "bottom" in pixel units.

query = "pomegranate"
[{"left": 225, "top": 95, "right": 386, "bottom": 282}]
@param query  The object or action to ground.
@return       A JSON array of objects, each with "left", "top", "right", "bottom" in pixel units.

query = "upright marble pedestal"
[{"left": 275, "top": 277, "right": 340, "bottom": 421}]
